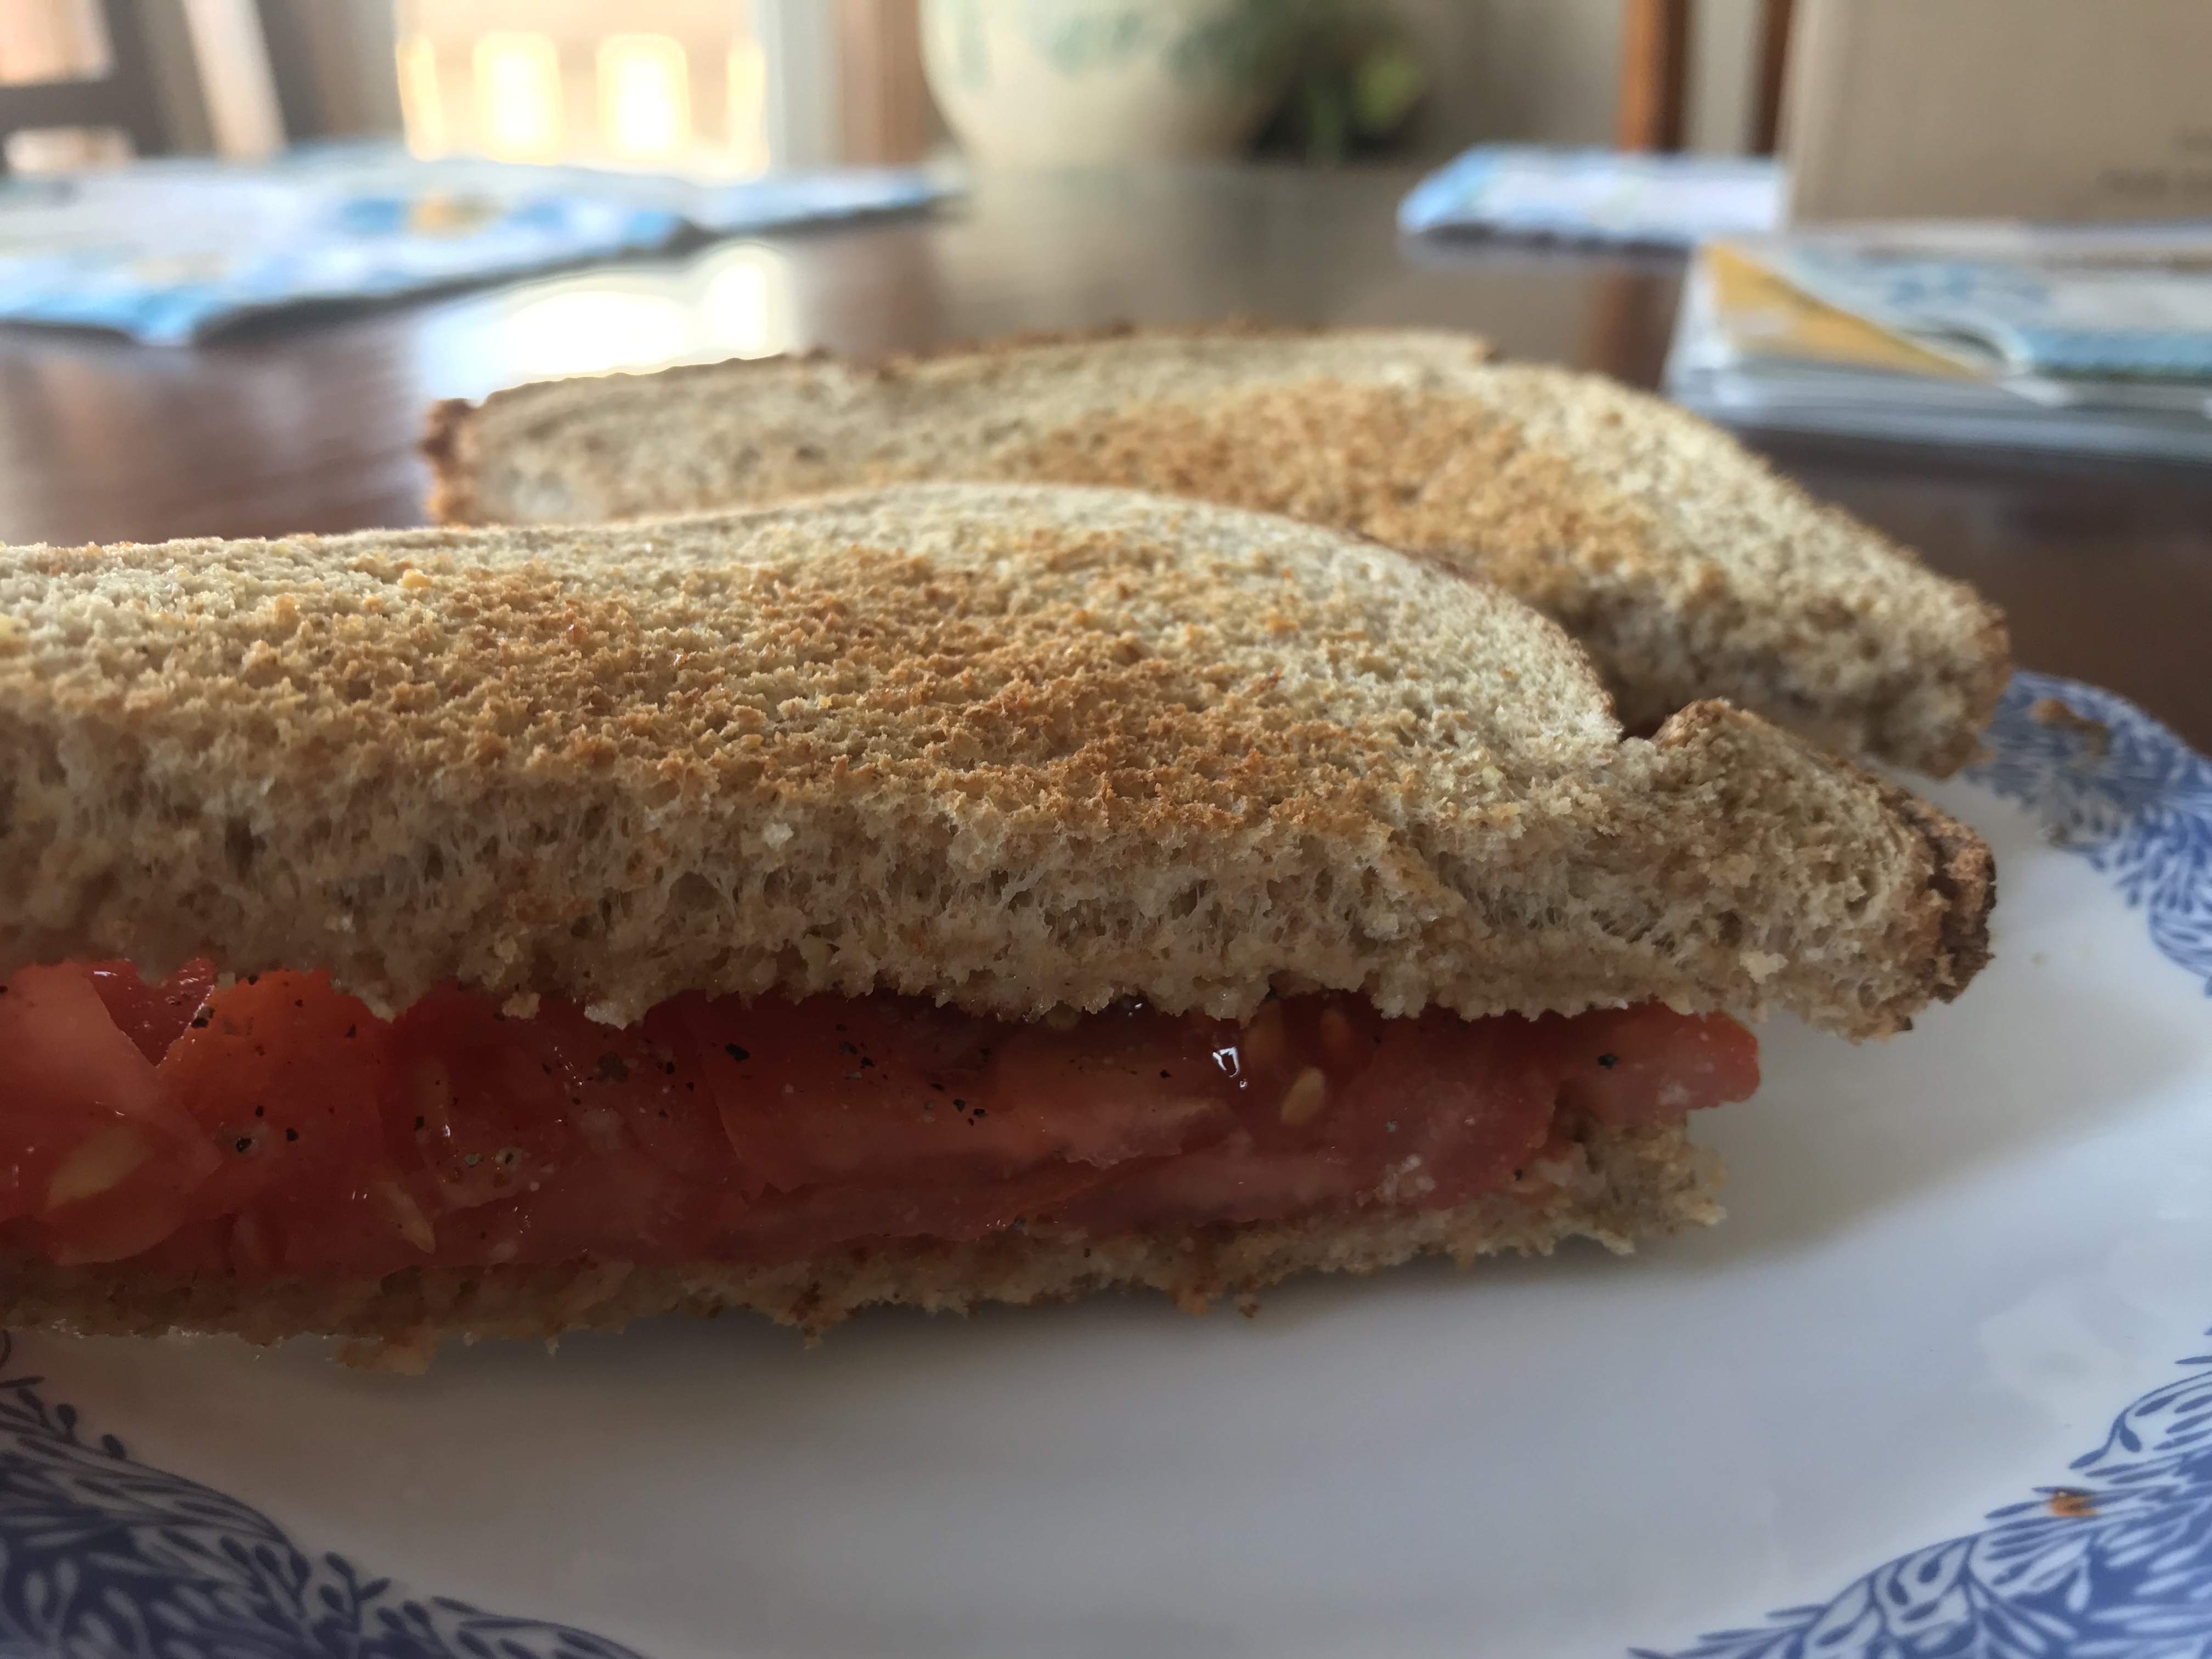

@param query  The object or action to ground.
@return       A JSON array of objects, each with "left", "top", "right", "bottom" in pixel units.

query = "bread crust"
[
  {"left": 0, "top": 1121, "right": 1720, "bottom": 1370},
  {"left": 420, "top": 394, "right": 482, "bottom": 527},
  {"left": 0, "top": 483, "right": 1993, "bottom": 1038},
  {"left": 1850, "top": 763, "right": 1995, "bottom": 1002},
  {"left": 421, "top": 324, "right": 2010, "bottom": 776},
  {"left": 1651, "top": 700, "right": 1995, "bottom": 1015}
]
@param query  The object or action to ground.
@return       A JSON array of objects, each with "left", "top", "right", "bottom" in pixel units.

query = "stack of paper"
[{"left": 1665, "top": 224, "right": 2212, "bottom": 462}]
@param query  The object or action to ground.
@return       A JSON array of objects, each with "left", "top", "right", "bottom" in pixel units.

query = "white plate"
[{"left": 6, "top": 670, "right": 2209, "bottom": 1659}]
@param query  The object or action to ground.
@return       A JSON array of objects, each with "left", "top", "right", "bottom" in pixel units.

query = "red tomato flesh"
[{"left": 0, "top": 961, "right": 1758, "bottom": 1279}]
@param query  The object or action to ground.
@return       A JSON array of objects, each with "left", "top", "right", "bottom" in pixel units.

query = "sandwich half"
[
  {"left": 423, "top": 324, "right": 2011, "bottom": 776},
  {"left": 0, "top": 483, "right": 1992, "bottom": 1368}
]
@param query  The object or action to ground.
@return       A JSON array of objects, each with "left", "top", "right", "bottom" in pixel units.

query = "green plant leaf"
[{"left": 1351, "top": 41, "right": 1424, "bottom": 136}]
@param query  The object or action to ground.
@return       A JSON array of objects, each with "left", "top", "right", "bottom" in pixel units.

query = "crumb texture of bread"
[
  {"left": 0, "top": 483, "right": 1989, "bottom": 1037},
  {"left": 0, "top": 1121, "right": 1722, "bottom": 1368},
  {"left": 426, "top": 326, "right": 2010, "bottom": 776},
  {"left": 1, "top": 483, "right": 1990, "bottom": 1035}
]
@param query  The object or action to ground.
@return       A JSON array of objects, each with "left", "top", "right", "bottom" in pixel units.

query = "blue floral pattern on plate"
[
  {"left": 1967, "top": 673, "right": 2212, "bottom": 994},
  {"left": 0, "top": 1339, "right": 642, "bottom": 1659},
  {"left": 0, "top": 669, "right": 2200, "bottom": 1658},
  {"left": 1639, "top": 669, "right": 2212, "bottom": 1659},
  {"left": 1640, "top": 1345, "right": 2212, "bottom": 1659}
]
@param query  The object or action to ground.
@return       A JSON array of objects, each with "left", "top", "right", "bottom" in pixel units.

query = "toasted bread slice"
[
  {"left": 424, "top": 325, "right": 2011, "bottom": 776},
  {"left": 2, "top": 482, "right": 1988, "bottom": 1041}
]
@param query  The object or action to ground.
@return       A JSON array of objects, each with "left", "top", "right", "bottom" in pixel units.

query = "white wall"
[
  {"left": 1684, "top": 0, "right": 1758, "bottom": 155},
  {"left": 754, "top": 0, "right": 842, "bottom": 168}
]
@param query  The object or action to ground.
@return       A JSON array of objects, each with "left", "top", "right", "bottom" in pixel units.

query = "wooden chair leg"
[
  {"left": 1752, "top": 0, "right": 1795, "bottom": 155},
  {"left": 836, "top": 0, "right": 932, "bottom": 166},
  {"left": 1617, "top": 0, "right": 1691, "bottom": 153},
  {"left": 94, "top": 0, "right": 171, "bottom": 157}
]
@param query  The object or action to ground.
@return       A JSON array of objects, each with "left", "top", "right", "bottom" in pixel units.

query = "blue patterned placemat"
[
  {"left": 1400, "top": 145, "right": 1782, "bottom": 248},
  {"left": 0, "top": 146, "right": 948, "bottom": 345}
]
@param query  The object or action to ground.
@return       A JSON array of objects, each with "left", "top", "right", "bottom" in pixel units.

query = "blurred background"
[{"left": 0, "top": 0, "right": 1791, "bottom": 177}]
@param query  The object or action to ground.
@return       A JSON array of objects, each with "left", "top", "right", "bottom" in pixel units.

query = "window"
[{"left": 394, "top": 1, "right": 775, "bottom": 174}]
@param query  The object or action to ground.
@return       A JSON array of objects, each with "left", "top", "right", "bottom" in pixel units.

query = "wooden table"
[{"left": 3, "top": 164, "right": 2207, "bottom": 753}]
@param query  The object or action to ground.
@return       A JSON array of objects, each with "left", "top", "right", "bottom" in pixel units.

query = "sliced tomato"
[
  {"left": 1063, "top": 1009, "right": 1561, "bottom": 1232},
  {"left": 0, "top": 964, "right": 220, "bottom": 1262},
  {"left": 986, "top": 1005, "right": 1245, "bottom": 1168},
  {"left": 83, "top": 958, "right": 218, "bottom": 1065},
  {"left": 714, "top": 1156, "right": 1117, "bottom": 1264},
  {"left": 157, "top": 970, "right": 420, "bottom": 1278},
  {"left": 680, "top": 994, "right": 1248, "bottom": 1209},
  {"left": 128, "top": 1216, "right": 239, "bottom": 1277},
  {"left": 437, "top": 1147, "right": 725, "bottom": 1267},
  {"left": 384, "top": 987, "right": 589, "bottom": 1214},
  {"left": 628, "top": 1002, "right": 740, "bottom": 1179},
  {"left": 2, "top": 956, "right": 1762, "bottom": 1277},
  {"left": 1536, "top": 1006, "right": 1761, "bottom": 1127},
  {"left": 388, "top": 988, "right": 734, "bottom": 1259},
  {"left": 681, "top": 994, "right": 1004, "bottom": 1195}
]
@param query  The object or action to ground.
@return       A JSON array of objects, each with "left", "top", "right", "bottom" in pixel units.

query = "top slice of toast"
[
  {"left": 424, "top": 325, "right": 2011, "bottom": 777},
  {"left": 1, "top": 482, "right": 1988, "bottom": 1038}
]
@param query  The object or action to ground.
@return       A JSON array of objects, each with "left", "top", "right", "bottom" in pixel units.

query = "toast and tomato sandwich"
[
  {"left": 0, "top": 483, "right": 1992, "bottom": 1369},
  {"left": 424, "top": 325, "right": 2011, "bottom": 776}
]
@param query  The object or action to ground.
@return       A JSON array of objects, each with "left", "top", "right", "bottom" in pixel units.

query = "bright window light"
[
  {"left": 702, "top": 247, "right": 792, "bottom": 358},
  {"left": 473, "top": 31, "right": 561, "bottom": 161},
  {"left": 396, "top": 33, "right": 444, "bottom": 157},
  {"left": 727, "top": 37, "right": 769, "bottom": 175},
  {"left": 394, "top": 4, "right": 778, "bottom": 172},
  {"left": 501, "top": 289, "right": 695, "bottom": 380},
  {"left": 599, "top": 33, "right": 689, "bottom": 160}
]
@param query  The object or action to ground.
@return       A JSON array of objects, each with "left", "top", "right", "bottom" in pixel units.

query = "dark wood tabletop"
[{"left": 2, "top": 163, "right": 2206, "bottom": 753}]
